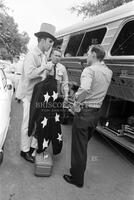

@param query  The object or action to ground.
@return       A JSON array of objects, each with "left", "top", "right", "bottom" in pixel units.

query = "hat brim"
[{"left": 34, "top": 32, "right": 57, "bottom": 42}]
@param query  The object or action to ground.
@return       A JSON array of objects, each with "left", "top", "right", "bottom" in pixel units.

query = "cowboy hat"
[{"left": 34, "top": 23, "right": 56, "bottom": 41}]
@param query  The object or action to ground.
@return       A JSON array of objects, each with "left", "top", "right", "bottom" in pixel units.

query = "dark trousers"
[{"left": 70, "top": 107, "right": 100, "bottom": 185}]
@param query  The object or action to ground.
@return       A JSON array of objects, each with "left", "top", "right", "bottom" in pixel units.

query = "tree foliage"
[
  {"left": 71, "top": 0, "right": 133, "bottom": 18},
  {"left": 0, "top": 0, "right": 8, "bottom": 13},
  {"left": 0, "top": 0, "right": 30, "bottom": 60}
]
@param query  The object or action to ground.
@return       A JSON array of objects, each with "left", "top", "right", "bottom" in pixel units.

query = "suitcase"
[{"left": 34, "top": 152, "right": 53, "bottom": 177}]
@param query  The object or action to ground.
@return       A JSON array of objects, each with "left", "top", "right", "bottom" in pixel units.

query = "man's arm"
[
  {"left": 75, "top": 67, "right": 94, "bottom": 103},
  {"left": 24, "top": 52, "right": 47, "bottom": 79}
]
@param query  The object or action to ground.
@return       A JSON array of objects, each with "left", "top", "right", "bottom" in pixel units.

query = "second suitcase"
[{"left": 34, "top": 152, "right": 53, "bottom": 177}]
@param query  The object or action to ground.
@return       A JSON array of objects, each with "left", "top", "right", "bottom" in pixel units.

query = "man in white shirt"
[
  {"left": 49, "top": 47, "right": 69, "bottom": 103},
  {"left": 20, "top": 23, "right": 56, "bottom": 163},
  {"left": 63, "top": 44, "right": 113, "bottom": 187}
]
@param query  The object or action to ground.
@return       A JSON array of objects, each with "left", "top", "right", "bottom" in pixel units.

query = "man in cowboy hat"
[{"left": 20, "top": 23, "right": 56, "bottom": 163}]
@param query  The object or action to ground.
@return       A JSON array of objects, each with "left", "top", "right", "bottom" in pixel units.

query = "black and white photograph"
[{"left": 0, "top": 0, "right": 134, "bottom": 199}]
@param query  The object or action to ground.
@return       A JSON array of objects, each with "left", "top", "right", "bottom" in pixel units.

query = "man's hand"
[
  {"left": 45, "top": 62, "right": 54, "bottom": 72},
  {"left": 63, "top": 98, "right": 69, "bottom": 108},
  {"left": 73, "top": 101, "right": 81, "bottom": 113}
]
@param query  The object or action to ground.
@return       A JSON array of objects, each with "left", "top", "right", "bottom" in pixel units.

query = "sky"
[{"left": 5, "top": 0, "right": 86, "bottom": 49}]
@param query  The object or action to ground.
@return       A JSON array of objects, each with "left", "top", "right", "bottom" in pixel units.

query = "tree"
[
  {"left": 0, "top": 0, "right": 8, "bottom": 14},
  {"left": 70, "top": 0, "right": 133, "bottom": 18},
  {"left": 0, "top": 0, "right": 30, "bottom": 60}
]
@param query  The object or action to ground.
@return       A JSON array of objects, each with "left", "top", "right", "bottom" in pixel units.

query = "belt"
[{"left": 80, "top": 104, "right": 100, "bottom": 112}]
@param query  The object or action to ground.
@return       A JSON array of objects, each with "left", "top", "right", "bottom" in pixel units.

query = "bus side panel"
[
  {"left": 60, "top": 58, "right": 85, "bottom": 85},
  {"left": 105, "top": 59, "right": 134, "bottom": 102}
]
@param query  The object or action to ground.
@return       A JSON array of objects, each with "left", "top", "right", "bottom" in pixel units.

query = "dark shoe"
[
  {"left": 29, "top": 147, "right": 35, "bottom": 155},
  {"left": 20, "top": 151, "right": 34, "bottom": 163},
  {"left": 63, "top": 174, "right": 83, "bottom": 188}
]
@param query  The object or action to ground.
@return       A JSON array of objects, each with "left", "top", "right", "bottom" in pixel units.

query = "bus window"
[
  {"left": 111, "top": 20, "right": 134, "bottom": 56},
  {"left": 77, "top": 28, "right": 106, "bottom": 56},
  {"left": 64, "top": 33, "right": 84, "bottom": 56}
]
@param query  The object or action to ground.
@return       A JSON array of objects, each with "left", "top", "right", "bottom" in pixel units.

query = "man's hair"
[{"left": 90, "top": 44, "right": 106, "bottom": 61}]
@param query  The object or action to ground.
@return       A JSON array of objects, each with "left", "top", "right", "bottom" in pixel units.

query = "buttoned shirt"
[
  {"left": 56, "top": 62, "right": 69, "bottom": 99},
  {"left": 75, "top": 62, "right": 113, "bottom": 108},
  {"left": 46, "top": 61, "right": 69, "bottom": 99},
  {"left": 20, "top": 46, "right": 48, "bottom": 101}
]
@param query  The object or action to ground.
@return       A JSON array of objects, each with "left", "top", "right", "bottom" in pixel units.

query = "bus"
[{"left": 55, "top": 1, "right": 134, "bottom": 153}]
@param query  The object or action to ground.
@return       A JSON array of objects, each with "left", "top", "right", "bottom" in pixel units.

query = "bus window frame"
[
  {"left": 59, "top": 35, "right": 70, "bottom": 56},
  {"left": 76, "top": 26, "right": 107, "bottom": 56},
  {"left": 64, "top": 32, "right": 85, "bottom": 57},
  {"left": 108, "top": 17, "right": 134, "bottom": 58},
  {"left": 58, "top": 25, "right": 107, "bottom": 58}
]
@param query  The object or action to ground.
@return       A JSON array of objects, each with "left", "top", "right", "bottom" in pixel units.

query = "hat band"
[{"left": 34, "top": 31, "right": 56, "bottom": 41}]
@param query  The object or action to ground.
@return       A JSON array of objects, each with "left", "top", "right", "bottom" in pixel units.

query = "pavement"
[{"left": 0, "top": 98, "right": 134, "bottom": 200}]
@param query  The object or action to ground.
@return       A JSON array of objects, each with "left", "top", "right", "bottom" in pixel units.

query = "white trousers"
[{"left": 20, "top": 97, "right": 37, "bottom": 152}]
